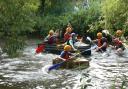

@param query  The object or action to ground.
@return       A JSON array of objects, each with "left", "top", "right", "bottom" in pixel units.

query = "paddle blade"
[
  {"left": 35, "top": 44, "right": 45, "bottom": 54},
  {"left": 91, "top": 44, "right": 98, "bottom": 50},
  {"left": 48, "top": 61, "right": 64, "bottom": 71},
  {"left": 86, "top": 36, "right": 92, "bottom": 42}
]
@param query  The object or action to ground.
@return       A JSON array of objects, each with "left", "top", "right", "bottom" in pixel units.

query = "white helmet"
[{"left": 102, "top": 30, "right": 109, "bottom": 35}]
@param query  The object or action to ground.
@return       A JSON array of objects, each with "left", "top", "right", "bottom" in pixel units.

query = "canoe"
[
  {"left": 52, "top": 57, "right": 89, "bottom": 69},
  {"left": 44, "top": 42, "right": 91, "bottom": 56}
]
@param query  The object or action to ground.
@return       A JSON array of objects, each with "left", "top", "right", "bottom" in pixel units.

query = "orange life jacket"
[
  {"left": 98, "top": 39, "right": 102, "bottom": 47},
  {"left": 97, "top": 37, "right": 107, "bottom": 48}
]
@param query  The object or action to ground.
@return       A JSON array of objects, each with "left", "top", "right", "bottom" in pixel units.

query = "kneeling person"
[
  {"left": 112, "top": 38, "right": 125, "bottom": 55},
  {"left": 60, "top": 45, "right": 73, "bottom": 61},
  {"left": 94, "top": 32, "right": 108, "bottom": 52}
]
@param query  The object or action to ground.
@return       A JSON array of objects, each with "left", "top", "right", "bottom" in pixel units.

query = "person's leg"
[{"left": 116, "top": 48, "right": 124, "bottom": 55}]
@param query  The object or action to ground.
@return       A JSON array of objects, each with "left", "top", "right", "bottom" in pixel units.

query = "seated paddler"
[
  {"left": 60, "top": 45, "right": 73, "bottom": 61},
  {"left": 93, "top": 32, "right": 108, "bottom": 52},
  {"left": 44, "top": 30, "right": 57, "bottom": 44},
  {"left": 64, "top": 33, "right": 77, "bottom": 51}
]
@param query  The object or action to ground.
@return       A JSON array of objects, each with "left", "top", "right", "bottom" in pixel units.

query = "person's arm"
[
  {"left": 60, "top": 51, "right": 64, "bottom": 58},
  {"left": 93, "top": 39, "right": 98, "bottom": 43},
  {"left": 44, "top": 36, "right": 49, "bottom": 42},
  {"left": 99, "top": 38, "right": 107, "bottom": 49},
  {"left": 69, "top": 40, "right": 77, "bottom": 51},
  {"left": 100, "top": 42, "right": 107, "bottom": 48}
]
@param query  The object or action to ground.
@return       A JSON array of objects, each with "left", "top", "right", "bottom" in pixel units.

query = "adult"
[{"left": 64, "top": 23, "right": 73, "bottom": 42}]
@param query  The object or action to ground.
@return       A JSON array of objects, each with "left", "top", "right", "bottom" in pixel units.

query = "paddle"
[
  {"left": 86, "top": 36, "right": 98, "bottom": 48},
  {"left": 35, "top": 44, "right": 45, "bottom": 54},
  {"left": 86, "top": 36, "right": 104, "bottom": 52},
  {"left": 48, "top": 61, "right": 65, "bottom": 71}
]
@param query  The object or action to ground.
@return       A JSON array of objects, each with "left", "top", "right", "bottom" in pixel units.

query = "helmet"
[
  {"left": 64, "top": 45, "right": 71, "bottom": 51},
  {"left": 71, "top": 33, "right": 76, "bottom": 37},
  {"left": 49, "top": 30, "right": 54, "bottom": 35},
  {"left": 116, "top": 30, "right": 122, "bottom": 37},
  {"left": 97, "top": 32, "right": 102, "bottom": 38},
  {"left": 102, "top": 30, "right": 109, "bottom": 35}
]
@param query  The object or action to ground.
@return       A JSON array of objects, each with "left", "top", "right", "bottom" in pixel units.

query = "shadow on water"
[{"left": 0, "top": 44, "right": 128, "bottom": 89}]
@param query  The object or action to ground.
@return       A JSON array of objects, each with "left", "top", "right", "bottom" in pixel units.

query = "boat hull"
[{"left": 44, "top": 43, "right": 91, "bottom": 56}]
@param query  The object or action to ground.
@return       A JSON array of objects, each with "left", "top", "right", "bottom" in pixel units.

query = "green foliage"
[
  {"left": 87, "top": 20, "right": 104, "bottom": 39},
  {"left": 0, "top": 0, "right": 40, "bottom": 34},
  {"left": 102, "top": 0, "right": 128, "bottom": 31},
  {"left": 2, "top": 36, "right": 26, "bottom": 57},
  {"left": 43, "top": 0, "right": 74, "bottom": 15},
  {"left": 70, "top": 0, "right": 102, "bottom": 37},
  {"left": 0, "top": 0, "right": 40, "bottom": 57},
  {"left": 36, "top": 0, "right": 102, "bottom": 38},
  {"left": 37, "top": 0, "right": 76, "bottom": 37}
]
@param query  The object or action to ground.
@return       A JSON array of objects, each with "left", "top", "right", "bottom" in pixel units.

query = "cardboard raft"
[{"left": 53, "top": 57, "right": 90, "bottom": 69}]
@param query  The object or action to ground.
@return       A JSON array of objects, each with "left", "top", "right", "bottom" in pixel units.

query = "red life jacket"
[
  {"left": 114, "top": 39, "right": 122, "bottom": 46},
  {"left": 61, "top": 51, "right": 70, "bottom": 60},
  {"left": 64, "top": 32, "right": 71, "bottom": 42},
  {"left": 64, "top": 52, "right": 70, "bottom": 60}
]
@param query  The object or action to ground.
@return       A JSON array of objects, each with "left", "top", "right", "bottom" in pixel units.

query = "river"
[{"left": 0, "top": 42, "right": 128, "bottom": 89}]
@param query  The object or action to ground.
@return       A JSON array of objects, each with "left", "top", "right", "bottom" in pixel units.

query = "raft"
[
  {"left": 53, "top": 57, "right": 90, "bottom": 69},
  {"left": 44, "top": 42, "right": 91, "bottom": 56}
]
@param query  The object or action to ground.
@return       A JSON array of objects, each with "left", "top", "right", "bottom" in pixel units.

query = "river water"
[{"left": 0, "top": 43, "right": 128, "bottom": 89}]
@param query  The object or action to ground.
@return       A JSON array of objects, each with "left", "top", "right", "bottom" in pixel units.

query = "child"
[
  {"left": 111, "top": 30, "right": 125, "bottom": 55},
  {"left": 60, "top": 45, "right": 72, "bottom": 61},
  {"left": 93, "top": 32, "right": 108, "bottom": 52},
  {"left": 64, "top": 33, "right": 77, "bottom": 51},
  {"left": 44, "top": 30, "right": 56, "bottom": 44},
  {"left": 64, "top": 23, "right": 73, "bottom": 42}
]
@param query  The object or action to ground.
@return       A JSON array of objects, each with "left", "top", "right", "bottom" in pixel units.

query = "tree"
[
  {"left": 0, "top": 0, "right": 40, "bottom": 57},
  {"left": 102, "top": 0, "right": 128, "bottom": 33}
]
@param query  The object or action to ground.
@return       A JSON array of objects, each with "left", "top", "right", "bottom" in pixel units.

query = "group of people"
[
  {"left": 43, "top": 23, "right": 126, "bottom": 61},
  {"left": 93, "top": 30, "right": 125, "bottom": 55},
  {"left": 43, "top": 23, "right": 80, "bottom": 61},
  {"left": 44, "top": 23, "right": 78, "bottom": 51}
]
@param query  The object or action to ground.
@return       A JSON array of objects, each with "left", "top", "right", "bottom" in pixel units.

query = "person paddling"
[
  {"left": 112, "top": 38, "right": 125, "bottom": 54},
  {"left": 111, "top": 30, "right": 125, "bottom": 55},
  {"left": 93, "top": 32, "right": 108, "bottom": 52},
  {"left": 60, "top": 45, "right": 73, "bottom": 61},
  {"left": 44, "top": 30, "right": 57, "bottom": 44},
  {"left": 64, "top": 33, "right": 77, "bottom": 51},
  {"left": 64, "top": 23, "right": 73, "bottom": 42}
]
